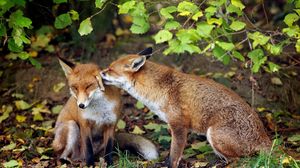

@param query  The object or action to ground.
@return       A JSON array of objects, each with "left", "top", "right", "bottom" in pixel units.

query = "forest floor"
[{"left": 0, "top": 35, "right": 300, "bottom": 168}]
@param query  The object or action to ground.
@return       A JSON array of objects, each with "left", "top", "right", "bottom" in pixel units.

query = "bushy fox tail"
[{"left": 114, "top": 133, "right": 159, "bottom": 161}]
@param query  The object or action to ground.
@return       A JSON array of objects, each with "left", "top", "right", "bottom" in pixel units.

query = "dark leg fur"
[
  {"left": 104, "top": 138, "right": 114, "bottom": 166},
  {"left": 85, "top": 137, "right": 94, "bottom": 166}
]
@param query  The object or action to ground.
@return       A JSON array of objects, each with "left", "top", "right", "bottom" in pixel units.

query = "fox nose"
[{"left": 79, "top": 103, "right": 85, "bottom": 109}]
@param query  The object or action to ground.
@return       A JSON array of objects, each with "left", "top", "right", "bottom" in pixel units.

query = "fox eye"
[
  {"left": 86, "top": 83, "right": 93, "bottom": 90},
  {"left": 71, "top": 86, "right": 77, "bottom": 92}
]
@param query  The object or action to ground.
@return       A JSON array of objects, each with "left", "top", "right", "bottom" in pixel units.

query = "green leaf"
[
  {"left": 207, "top": 18, "right": 223, "bottom": 26},
  {"left": 95, "top": 0, "right": 106, "bottom": 8},
  {"left": 176, "top": 29, "right": 201, "bottom": 44},
  {"left": 118, "top": 1, "right": 135, "bottom": 14},
  {"left": 232, "top": 50, "right": 245, "bottom": 62},
  {"left": 9, "top": 10, "right": 32, "bottom": 28},
  {"left": 19, "top": 51, "right": 30, "bottom": 60},
  {"left": 205, "top": 6, "right": 217, "bottom": 18},
  {"left": 0, "top": 105, "right": 13, "bottom": 123},
  {"left": 131, "top": 125, "right": 145, "bottom": 135},
  {"left": 78, "top": 18, "right": 93, "bottom": 36},
  {"left": 53, "top": 82, "right": 66, "bottom": 93},
  {"left": 248, "top": 49, "right": 266, "bottom": 73},
  {"left": 1, "top": 143, "right": 16, "bottom": 151},
  {"left": 51, "top": 105, "right": 63, "bottom": 114},
  {"left": 53, "top": 0, "right": 67, "bottom": 4},
  {"left": 248, "top": 32, "right": 270, "bottom": 48},
  {"left": 158, "top": 135, "right": 171, "bottom": 143},
  {"left": 16, "top": 114, "right": 26, "bottom": 122},
  {"left": 227, "top": 4, "right": 242, "bottom": 16},
  {"left": 213, "top": 45, "right": 230, "bottom": 65},
  {"left": 15, "top": 100, "right": 31, "bottom": 110},
  {"left": 144, "top": 122, "right": 161, "bottom": 132},
  {"left": 288, "top": 134, "right": 300, "bottom": 142},
  {"left": 153, "top": 29, "right": 173, "bottom": 44},
  {"left": 8, "top": 38, "right": 23, "bottom": 52},
  {"left": 3, "top": 160, "right": 19, "bottom": 168},
  {"left": 282, "top": 25, "right": 300, "bottom": 37},
  {"left": 177, "top": 1, "right": 198, "bottom": 16},
  {"left": 160, "top": 6, "right": 177, "bottom": 19},
  {"left": 117, "top": 119, "right": 126, "bottom": 129},
  {"left": 0, "top": 24, "right": 6, "bottom": 36},
  {"left": 54, "top": 13, "right": 72, "bottom": 29},
  {"left": 29, "top": 58, "right": 42, "bottom": 69},
  {"left": 164, "top": 20, "right": 180, "bottom": 30},
  {"left": 196, "top": 22, "right": 215, "bottom": 38},
  {"left": 229, "top": 21, "right": 246, "bottom": 31},
  {"left": 216, "top": 41, "right": 235, "bottom": 51},
  {"left": 268, "top": 62, "right": 280, "bottom": 72},
  {"left": 129, "top": 2, "right": 150, "bottom": 34},
  {"left": 69, "top": 10, "right": 79, "bottom": 21},
  {"left": 135, "top": 101, "right": 145, "bottom": 109},
  {"left": 231, "top": 0, "right": 245, "bottom": 10},
  {"left": 266, "top": 43, "right": 282, "bottom": 55},
  {"left": 12, "top": 28, "right": 30, "bottom": 47},
  {"left": 284, "top": 13, "right": 299, "bottom": 27},
  {"left": 296, "top": 39, "right": 300, "bottom": 53},
  {"left": 163, "top": 39, "right": 183, "bottom": 55},
  {"left": 192, "top": 11, "right": 203, "bottom": 21}
]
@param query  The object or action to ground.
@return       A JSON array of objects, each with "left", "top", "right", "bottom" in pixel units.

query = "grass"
[
  {"left": 106, "top": 148, "right": 142, "bottom": 168},
  {"left": 235, "top": 138, "right": 300, "bottom": 168}
]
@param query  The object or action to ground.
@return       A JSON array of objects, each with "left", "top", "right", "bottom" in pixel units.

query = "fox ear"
[
  {"left": 138, "top": 47, "right": 152, "bottom": 59},
  {"left": 130, "top": 56, "right": 146, "bottom": 72},
  {"left": 58, "top": 57, "right": 75, "bottom": 76},
  {"left": 95, "top": 75, "right": 105, "bottom": 91}
]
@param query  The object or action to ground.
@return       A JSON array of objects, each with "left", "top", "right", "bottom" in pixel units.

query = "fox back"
[{"left": 101, "top": 52, "right": 271, "bottom": 167}]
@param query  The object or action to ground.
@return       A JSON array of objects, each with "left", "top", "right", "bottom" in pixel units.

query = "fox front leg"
[
  {"left": 102, "top": 125, "right": 115, "bottom": 166},
  {"left": 167, "top": 123, "right": 188, "bottom": 168},
  {"left": 80, "top": 123, "right": 94, "bottom": 166}
]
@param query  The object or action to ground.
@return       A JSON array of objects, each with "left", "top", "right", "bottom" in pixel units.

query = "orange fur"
[
  {"left": 101, "top": 53, "right": 271, "bottom": 168},
  {"left": 53, "top": 59, "right": 121, "bottom": 166}
]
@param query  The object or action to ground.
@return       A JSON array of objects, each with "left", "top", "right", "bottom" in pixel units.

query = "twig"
[
  {"left": 261, "top": 0, "right": 269, "bottom": 25},
  {"left": 90, "top": 0, "right": 110, "bottom": 19}
]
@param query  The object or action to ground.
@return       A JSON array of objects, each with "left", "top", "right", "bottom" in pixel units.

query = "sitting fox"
[
  {"left": 52, "top": 57, "right": 158, "bottom": 166},
  {"left": 100, "top": 48, "right": 272, "bottom": 168}
]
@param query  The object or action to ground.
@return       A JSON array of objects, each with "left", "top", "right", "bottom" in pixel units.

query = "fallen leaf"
[
  {"left": 271, "top": 77, "right": 283, "bottom": 85},
  {"left": 144, "top": 122, "right": 161, "bottom": 132},
  {"left": 15, "top": 100, "right": 31, "bottom": 110},
  {"left": 131, "top": 125, "right": 145, "bottom": 135},
  {"left": 53, "top": 82, "right": 65, "bottom": 93},
  {"left": 51, "top": 105, "right": 63, "bottom": 114},
  {"left": 2, "top": 160, "right": 19, "bottom": 168},
  {"left": 257, "top": 107, "right": 266, "bottom": 112},
  {"left": 117, "top": 119, "right": 126, "bottom": 130},
  {"left": 1, "top": 143, "right": 16, "bottom": 151},
  {"left": 0, "top": 105, "right": 13, "bottom": 123},
  {"left": 282, "top": 156, "right": 292, "bottom": 164},
  {"left": 135, "top": 101, "right": 144, "bottom": 110},
  {"left": 194, "top": 161, "right": 208, "bottom": 167},
  {"left": 16, "top": 115, "right": 27, "bottom": 122},
  {"left": 40, "top": 155, "right": 50, "bottom": 160},
  {"left": 288, "top": 134, "right": 300, "bottom": 142}
]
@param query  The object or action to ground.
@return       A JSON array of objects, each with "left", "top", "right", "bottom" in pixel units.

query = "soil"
[{"left": 0, "top": 35, "right": 299, "bottom": 167}]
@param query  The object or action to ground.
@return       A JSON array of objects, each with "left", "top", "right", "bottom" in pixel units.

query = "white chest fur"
[
  {"left": 82, "top": 91, "right": 117, "bottom": 125},
  {"left": 126, "top": 86, "right": 168, "bottom": 122}
]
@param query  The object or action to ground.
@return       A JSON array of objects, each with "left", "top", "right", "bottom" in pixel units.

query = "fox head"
[
  {"left": 100, "top": 47, "right": 152, "bottom": 89},
  {"left": 58, "top": 57, "right": 105, "bottom": 109}
]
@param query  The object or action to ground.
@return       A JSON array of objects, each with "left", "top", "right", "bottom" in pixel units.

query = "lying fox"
[
  {"left": 52, "top": 57, "right": 158, "bottom": 166},
  {"left": 100, "top": 48, "right": 272, "bottom": 168}
]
